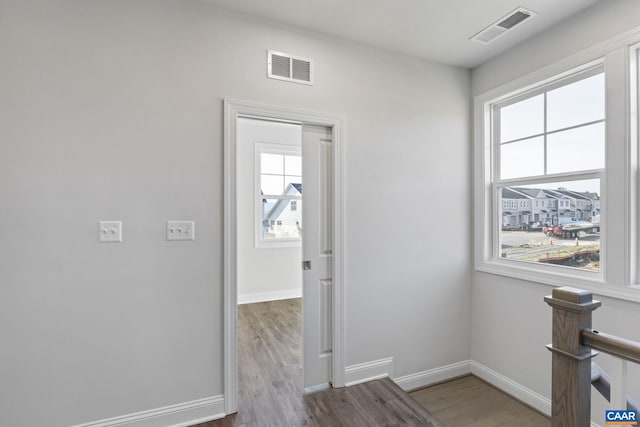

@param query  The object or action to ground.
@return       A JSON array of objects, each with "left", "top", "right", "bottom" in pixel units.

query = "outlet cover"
[
  {"left": 167, "top": 220, "right": 195, "bottom": 241},
  {"left": 98, "top": 221, "right": 122, "bottom": 243}
]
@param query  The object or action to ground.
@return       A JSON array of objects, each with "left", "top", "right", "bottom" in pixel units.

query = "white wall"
[
  {"left": 471, "top": 0, "right": 640, "bottom": 422},
  {"left": 0, "top": 0, "right": 471, "bottom": 425},
  {"left": 237, "top": 118, "right": 302, "bottom": 304}
]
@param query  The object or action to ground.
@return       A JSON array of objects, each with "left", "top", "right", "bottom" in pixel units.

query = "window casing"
[
  {"left": 474, "top": 34, "right": 640, "bottom": 300},
  {"left": 254, "top": 143, "right": 302, "bottom": 248},
  {"left": 492, "top": 66, "right": 605, "bottom": 273}
]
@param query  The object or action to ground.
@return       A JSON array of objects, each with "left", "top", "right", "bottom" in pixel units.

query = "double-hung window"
[
  {"left": 255, "top": 143, "right": 302, "bottom": 248},
  {"left": 490, "top": 65, "right": 605, "bottom": 273}
]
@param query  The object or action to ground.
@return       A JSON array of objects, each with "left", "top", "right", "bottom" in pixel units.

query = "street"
[{"left": 501, "top": 230, "right": 600, "bottom": 248}]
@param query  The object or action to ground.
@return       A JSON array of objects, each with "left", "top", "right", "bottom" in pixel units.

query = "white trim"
[
  {"left": 303, "top": 383, "right": 331, "bottom": 394},
  {"left": 476, "top": 27, "right": 640, "bottom": 104},
  {"left": 344, "top": 357, "right": 394, "bottom": 387},
  {"left": 224, "top": 99, "right": 346, "bottom": 415},
  {"left": 71, "top": 396, "right": 225, "bottom": 427},
  {"left": 474, "top": 25, "right": 640, "bottom": 298},
  {"left": 389, "top": 360, "right": 596, "bottom": 427},
  {"left": 393, "top": 360, "right": 472, "bottom": 392},
  {"left": 238, "top": 288, "right": 302, "bottom": 305},
  {"left": 470, "top": 361, "right": 550, "bottom": 416}
]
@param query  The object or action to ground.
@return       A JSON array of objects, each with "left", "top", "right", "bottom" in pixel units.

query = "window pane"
[
  {"left": 261, "top": 153, "right": 283, "bottom": 174},
  {"left": 500, "top": 136, "right": 544, "bottom": 179},
  {"left": 499, "top": 179, "right": 600, "bottom": 272},
  {"left": 547, "top": 73, "right": 604, "bottom": 131},
  {"left": 285, "top": 154, "right": 302, "bottom": 176},
  {"left": 499, "top": 94, "right": 544, "bottom": 142},
  {"left": 262, "top": 198, "right": 302, "bottom": 240},
  {"left": 547, "top": 123, "right": 604, "bottom": 174},
  {"left": 261, "top": 174, "right": 284, "bottom": 195}
]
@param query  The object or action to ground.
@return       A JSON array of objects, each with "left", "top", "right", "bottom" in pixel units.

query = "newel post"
[{"left": 545, "top": 287, "right": 601, "bottom": 427}]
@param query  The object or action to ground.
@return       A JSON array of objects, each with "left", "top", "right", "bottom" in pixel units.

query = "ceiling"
[{"left": 200, "top": 0, "right": 600, "bottom": 68}]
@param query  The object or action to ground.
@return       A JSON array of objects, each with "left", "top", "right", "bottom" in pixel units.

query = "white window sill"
[{"left": 475, "top": 260, "right": 640, "bottom": 304}]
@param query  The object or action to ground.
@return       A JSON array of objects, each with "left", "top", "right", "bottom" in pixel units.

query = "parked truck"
[{"left": 542, "top": 217, "right": 600, "bottom": 239}]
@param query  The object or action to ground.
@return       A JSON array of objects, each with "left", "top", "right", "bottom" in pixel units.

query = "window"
[
  {"left": 493, "top": 66, "right": 605, "bottom": 273},
  {"left": 255, "top": 143, "right": 302, "bottom": 247}
]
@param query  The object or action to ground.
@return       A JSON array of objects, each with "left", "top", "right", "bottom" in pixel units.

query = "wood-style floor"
[
  {"left": 194, "top": 298, "right": 549, "bottom": 427},
  {"left": 410, "top": 375, "right": 550, "bottom": 427}
]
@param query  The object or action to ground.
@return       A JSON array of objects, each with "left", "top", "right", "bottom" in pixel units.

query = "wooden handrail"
[
  {"left": 545, "top": 287, "right": 640, "bottom": 427},
  {"left": 582, "top": 329, "right": 640, "bottom": 364}
]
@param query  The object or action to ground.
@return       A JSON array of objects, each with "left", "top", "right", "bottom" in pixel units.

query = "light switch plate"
[
  {"left": 167, "top": 220, "right": 195, "bottom": 241},
  {"left": 98, "top": 221, "right": 122, "bottom": 243}
]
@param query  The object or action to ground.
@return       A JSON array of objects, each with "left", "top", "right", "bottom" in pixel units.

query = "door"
[{"left": 302, "top": 124, "right": 333, "bottom": 389}]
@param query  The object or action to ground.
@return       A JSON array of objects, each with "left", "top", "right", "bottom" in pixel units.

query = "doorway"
[{"left": 223, "top": 99, "right": 345, "bottom": 415}]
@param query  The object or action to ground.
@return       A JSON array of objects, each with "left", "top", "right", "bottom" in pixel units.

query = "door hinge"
[{"left": 302, "top": 260, "right": 311, "bottom": 270}]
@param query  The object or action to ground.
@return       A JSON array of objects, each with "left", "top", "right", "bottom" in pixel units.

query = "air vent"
[
  {"left": 497, "top": 10, "right": 531, "bottom": 29},
  {"left": 470, "top": 7, "right": 537, "bottom": 44},
  {"left": 268, "top": 50, "right": 313, "bottom": 85}
]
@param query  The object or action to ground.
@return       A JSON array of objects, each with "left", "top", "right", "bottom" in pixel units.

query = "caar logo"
[{"left": 606, "top": 410, "right": 638, "bottom": 425}]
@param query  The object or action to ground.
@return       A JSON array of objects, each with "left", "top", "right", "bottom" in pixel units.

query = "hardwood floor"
[
  {"left": 410, "top": 375, "right": 550, "bottom": 427},
  {"left": 194, "top": 299, "right": 548, "bottom": 426},
  {"left": 194, "top": 298, "right": 441, "bottom": 426}
]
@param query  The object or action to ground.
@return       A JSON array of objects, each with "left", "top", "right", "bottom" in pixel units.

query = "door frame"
[{"left": 223, "top": 99, "right": 345, "bottom": 414}]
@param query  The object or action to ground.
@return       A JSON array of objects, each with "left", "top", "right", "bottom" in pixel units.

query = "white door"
[{"left": 302, "top": 124, "right": 333, "bottom": 389}]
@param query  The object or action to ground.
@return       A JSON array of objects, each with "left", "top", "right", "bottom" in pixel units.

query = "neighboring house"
[
  {"left": 263, "top": 183, "right": 302, "bottom": 239},
  {"left": 511, "top": 187, "right": 549, "bottom": 224},
  {"left": 501, "top": 187, "right": 529, "bottom": 228},
  {"left": 553, "top": 189, "right": 594, "bottom": 221},
  {"left": 543, "top": 189, "right": 575, "bottom": 224},
  {"left": 502, "top": 187, "right": 601, "bottom": 228},
  {"left": 571, "top": 190, "right": 601, "bottom": 218}
]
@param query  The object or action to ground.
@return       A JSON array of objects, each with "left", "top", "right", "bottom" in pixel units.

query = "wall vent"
[
  {"left": 470, "top": 7, "right": 537, "bottom": 44},
  {"left": 268, "top": 50, "right": 313, "bottom": 85}
]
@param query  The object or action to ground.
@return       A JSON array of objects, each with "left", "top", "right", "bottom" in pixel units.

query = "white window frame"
[
  {"left": 491, "top": 64, "right": 605, "bottom": 279},
  {"left": 254, "top": 142, "right": 302, "bottom": 248},
  {"left": 474, "top": 30, "right": 640, "bottom": 302}
]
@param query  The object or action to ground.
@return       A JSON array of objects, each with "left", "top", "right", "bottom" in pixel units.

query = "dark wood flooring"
[{"left": 194, "top": 299, "right": 548, "bottom": 426}]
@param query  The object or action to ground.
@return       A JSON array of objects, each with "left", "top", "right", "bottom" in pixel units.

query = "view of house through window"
[
  {"left": 495, "top": 68, "right": 604, "bottom": 272},
  {"left": 499, "top": 179, "right": 600, "bottom": 271},
  {"left": 259, "top": 150, "right": 302, "bottom": 242}
]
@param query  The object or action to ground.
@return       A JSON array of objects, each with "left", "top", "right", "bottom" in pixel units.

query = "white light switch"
[
  {"left": 167, "top": 220, "right": 195, "bottom": 241},
  {"left": 98, "top": 221, "right": 122, "bottom": 243}
]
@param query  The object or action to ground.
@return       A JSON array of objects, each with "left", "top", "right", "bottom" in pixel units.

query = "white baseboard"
[
  {"left": 470, "top": 361, "right": 551, "bottom": 416},
  {"left": 344, "top": 357, "right": 394, "bottom": 387},
  {"left": 393, "top": 360, "right": 472, "bottom": 392},
  {"left": 238, "top": 288, "right": 302, "bottom": 305},
  {"left": 304, "top": 383, "right": 330, "bottom": 394},
  {"left": 71, "top": 395, "right": 225, "bottom": 427}
]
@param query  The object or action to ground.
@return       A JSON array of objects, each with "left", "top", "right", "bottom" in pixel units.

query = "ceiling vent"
[
  {"left": 267, "top": 50, "right": 313, "bottom": 85},
  {"left": 470, "top": 7, "right": 537, "bottom": 44}
]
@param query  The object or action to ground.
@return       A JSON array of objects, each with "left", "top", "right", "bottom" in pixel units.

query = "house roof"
[
  {"left": 502, "top": 188, "right": 529, "bottom": 199},
  {"left": 264, "top": 183, "right": 302, "bottom": 221},
  {"left": 554, "top": 190, "right": 592, "bottom": 200},
  {"left": 511, "top": 187, "right": 546, "bottom": 198}
]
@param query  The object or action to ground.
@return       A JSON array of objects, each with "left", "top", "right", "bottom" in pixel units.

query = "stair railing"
[{"left": 545, "top": 287, "right": 640, "bottom": 427}]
